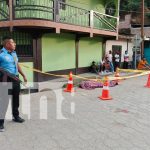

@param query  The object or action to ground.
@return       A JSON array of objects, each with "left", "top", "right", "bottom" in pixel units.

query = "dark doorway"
[{"left": 112, "top": 45, "right": 122, "bottom": 65}]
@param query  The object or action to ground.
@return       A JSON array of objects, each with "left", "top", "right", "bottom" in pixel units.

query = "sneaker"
[
  {"left": 0, "top": 124, "right": 5, "bottom": 132},
  {"left": 13, "top": 116, "right": 25, "bottom": 123}
]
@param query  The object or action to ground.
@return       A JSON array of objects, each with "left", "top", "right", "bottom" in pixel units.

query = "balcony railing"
[
  {"left": 93, "top": 11, "right": 117, "bottom": 31},
  {"left": 14, "top": 0, "right": 54, "bottom": 20},
  {"left": 58, "top": 1, "right": 90, "bottom": 27},
  {"left": 0, "top": 0, "right": 118, "bottom": 32},
  {"left": 0, "top": 0, "right": 9, "bottom": 20}
]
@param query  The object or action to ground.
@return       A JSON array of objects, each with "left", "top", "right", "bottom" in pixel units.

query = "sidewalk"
[{"left": 0, "top": 74, "right": 150, "bottom": 150}]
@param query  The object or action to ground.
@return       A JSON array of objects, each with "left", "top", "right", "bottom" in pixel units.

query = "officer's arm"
[{"left": 17, "top": 63, "right": 27, "bottom": 82}]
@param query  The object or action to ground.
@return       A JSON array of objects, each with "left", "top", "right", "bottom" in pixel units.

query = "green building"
[{"left": 0, "top": 0, "right": 119, "bottom": 82}]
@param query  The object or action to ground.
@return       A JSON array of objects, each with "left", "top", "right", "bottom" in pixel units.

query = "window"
[
  {"left": 0, "top": 30, "right": 33, "bottom": 57},
  {"left": 112, "top": 45, "right": 122, "bottom": 51},
  {"left": 105, "top": 2, "right": 116, "bottom": 16},
  {"left": 144, "top": 41, "right": 150, "bottom": 48},
  {"left": 16, "top": 0, "right": 19, "bottom": 6},
  {"left": 59, "top": 0, "right": 66, "bottom": 10}
]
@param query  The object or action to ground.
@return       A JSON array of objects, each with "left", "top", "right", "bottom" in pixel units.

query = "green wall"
[
  {"left": 42, "top": 33, "right": 75, "bottom": 72},
  {"left": 42, "top": 33, "right": 103, "bottom": 71},
  {"left": 67, "top": 0, "right": 105, "bottom": 12},
  {"left": 14, "top": 0, "right": 53, "bottom": 20},
  {"left": 79, "top": 37, "right": 102, "bottom": 67}
]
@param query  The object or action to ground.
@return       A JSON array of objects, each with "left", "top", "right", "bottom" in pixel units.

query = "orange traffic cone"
[
  {"left": 64, "top": 72, "right": 74, "bottom": 92},
  {"left": 145, "top": 74, "right": 150, "bottom": 88},
  {"left": 99, "top": 76, "right": 112, "bottom": 100}
]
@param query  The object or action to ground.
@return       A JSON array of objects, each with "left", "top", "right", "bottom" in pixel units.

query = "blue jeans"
[{"left": 110, "top": 62, "right": 114, "bottom": 72}]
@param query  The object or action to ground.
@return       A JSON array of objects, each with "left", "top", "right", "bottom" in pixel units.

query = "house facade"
[
  {"left": 131, "top": 27, "right": 150, "bottom": 64},
  {"left": 113, "top": 10, "right": 150, "bottom": 68},
  {"left": 105, "top": 15, "right": 134, "bottom": 67},
  {"left": 0, "top": 0, "right": 119, "bottom": 82}
]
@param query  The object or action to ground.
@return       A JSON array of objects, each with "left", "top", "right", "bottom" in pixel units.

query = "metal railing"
[
  {"left": 0, "top": 0, "right": 118, "bottom": 32},
  {"left": 14, "top": 0, "right": 54, "bottom": 20},
  {"left": 93, "top": 11, "right": 118, "bottom": 31},
  {"left": 58, "top": 1, "right": 90, "bottom": 27},
  {"left": 0, "top": 29, "right": 33, "bottom": 57},
  {"left": 0, "top": 0, "right": 9, "bottom": 20},
  {"left": 58, "top": 2, "right": 118, "bottom": 31}
]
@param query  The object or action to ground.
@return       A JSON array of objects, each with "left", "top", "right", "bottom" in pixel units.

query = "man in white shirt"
[
  {"left": 123, "top": 50, "right": 129, "bottom": 69},
  {"left": 114, "top": 51, "right": 120, "bottom": 71}
]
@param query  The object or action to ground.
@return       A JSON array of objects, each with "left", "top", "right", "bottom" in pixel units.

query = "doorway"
[{"left": 112, "top": 45, "right": 122, "bottom": 67}]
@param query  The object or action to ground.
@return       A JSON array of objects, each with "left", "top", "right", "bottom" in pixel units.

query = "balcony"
[{"left": 0, "top": 0, "right": 118, "bottom": 37}]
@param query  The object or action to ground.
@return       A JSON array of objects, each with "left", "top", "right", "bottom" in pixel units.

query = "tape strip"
[{"left": 19, "top": 64, "right": 150, "bottom": 82}]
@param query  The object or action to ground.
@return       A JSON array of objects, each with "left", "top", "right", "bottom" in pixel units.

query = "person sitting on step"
[{"left": 137, "top": 57, "right": 150, "bottom": 70}]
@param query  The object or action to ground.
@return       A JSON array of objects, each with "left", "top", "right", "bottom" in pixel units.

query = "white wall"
[{"left": 106, "top": 40, "right": 134, "bottom": 62}]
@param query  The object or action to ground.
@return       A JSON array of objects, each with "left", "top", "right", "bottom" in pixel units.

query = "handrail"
[
  {"left": 93, "top": 11, "right": 118, "bottom": 31},
  {"left": 93, "top": 10, "right": 118, "bottom": 19},
  {"left": 94, "top": 15, "right": 115, "bottom": 31},
  {"left": 0, "top": 9, "right": 9, "bottom": 18},
  {"left": 59, "top": 1, "right": 89, "bottom": 12},
  {"left": 94, "top": 12, "right": 116, "bottom": 31},
  {"left": 13, "top": 0, "right": 54, "bottom": 20},
  {"left": 58, "top": 1, "right": 90, "bottom": 27},
  {"left": 0, "top": 0, "right": 9, "bottom": 20},
  {"left": 0, "top": 0, "right": 118, "bottom": 32}
]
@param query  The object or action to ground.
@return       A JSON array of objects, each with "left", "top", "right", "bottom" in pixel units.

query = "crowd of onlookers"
[{"left": 90, "top": 50, "right": 150, "bottom": 74}]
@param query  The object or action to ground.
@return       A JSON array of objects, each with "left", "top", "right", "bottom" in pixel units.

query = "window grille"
[
  {"left": 0, "top": 30, "right": 33, "bottom": 57},
  {"left": 59, "top": 0, "right": 66, "bottom": 10}
]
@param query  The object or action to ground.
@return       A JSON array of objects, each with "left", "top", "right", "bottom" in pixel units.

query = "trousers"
[{"left": 0, "top": 75, "right": 20, "bottom": 125}]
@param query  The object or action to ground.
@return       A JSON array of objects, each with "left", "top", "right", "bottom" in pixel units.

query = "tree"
[
  {"left": 120, "top": 0, "right": 150, "bottom": 14},
  {"left": 120, "top": 0, "right": 140, "bottom": 13},
  {"left": 120, "top": 0, "right": 150, "bottom": 21}
]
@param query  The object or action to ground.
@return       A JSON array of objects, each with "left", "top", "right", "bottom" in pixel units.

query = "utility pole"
[{"left": 141, "top": 0, "right": 144, "bottom": 59}]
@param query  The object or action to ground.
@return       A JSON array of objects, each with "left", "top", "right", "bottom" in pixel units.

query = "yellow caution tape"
[
  {"left": 19, "top": 63, "right": 150, "bottom": 82},
  {"left": 19, "top": 63, "right": 67, "bottom": 78},
  {"left": 109, "top": 71, "right": 150, "bottom": 81},
  {"left": 19, "top": 63, "right": 103, "bottom": 82},
  {"left": 118, "top": 68, "right": 148, "bottom": 73}
]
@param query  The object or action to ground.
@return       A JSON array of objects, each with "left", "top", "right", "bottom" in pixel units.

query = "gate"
[{"left": 144, "top": 41, "right": 150, "bottom": 64}]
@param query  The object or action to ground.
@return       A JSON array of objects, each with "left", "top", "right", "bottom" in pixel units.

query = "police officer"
[{"left": 0, "top": 36, "right": 27, "bottom": 132}]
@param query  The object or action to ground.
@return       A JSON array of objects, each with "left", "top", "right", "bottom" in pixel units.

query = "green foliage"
[
  {"left": 145, "top": 0, "right": 150, "bottom": 7},
  {"left": 120, "top": 0, "right": 140, "bottom": 12},
  {"left": 120, "top": 0, "right": 150, "bottom": 13}
]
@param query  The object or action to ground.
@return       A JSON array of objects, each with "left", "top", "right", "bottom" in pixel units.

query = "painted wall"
[
  {"left": 59, "top": 0, "right": 105, "bottom": 27},
  {"left": 79, "top": 37, "right": 103, "bottom": 67},
  {"left": 14, "top": 0, "right": 106, "bottom": 20},
  {"left": 14, "top": 0, "right": 53, "bottom": 20},
  {"left": 10, "top": 0, "right": 118, "bottom": 31},
  {"left": 67, "top": 0, "right": 118, "bottom": 15},
  {"left": 144, "top": 42, "right": 150, "bottom": 64},
  {"left": 67, "top": 0, "right": 105, "bottom": 12},
  {"left": 42, "top": 33, "right": 75, "bottom": 72},
  {"left": 42, "top": 33, "right": 103, "bottom": 71},
  {"left": 65, "top": 0, "right": 118, "bottom": 30},
  {"left": 106, "top": 40, "right": 134, "bottom": 62}
]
